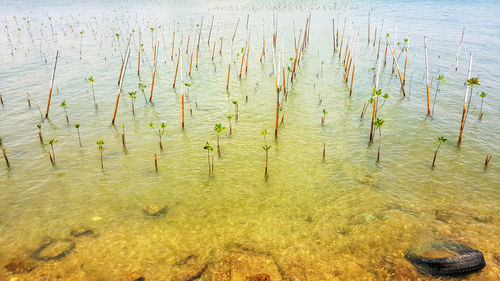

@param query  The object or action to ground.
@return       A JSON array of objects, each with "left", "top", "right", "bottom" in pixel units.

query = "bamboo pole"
[
  {"left": 350, "top": 64, "right": 355, "bottom": 96},
  {"left": 45, "top": 50, "right": 59, "bottom": 119},
  {"left": 196, "top": 18, "right": 202, "bottom": 68},
  {"left": 212, "top": 41, "right": 215, "bottom": 61},
  {"left": 208, "top": 16, "right": 214, "bottom": 46},
  {"left": 458, "top": 52, "right": 472, "bottom": 145},
  {"left": 424, "top": 36, "right": 430, "bottom": 115},
  {"left": 260, "top": 34, "right": 265, "bottom": 62},
  {"left": 386, "top": 36, "right": 405, "bottom": 96},
  {"left": 149, "top": 43, "right": 158, "bottom": 102},
  {"left": 226, "top": 64, "right": 231, "bottom": 90},
  {"left": 403, "top": 35, "right": 410, "bottom": 88},
  {"left": 171, "top": 31, "right": 175, "bottom": 60},
  {"left": 112, "top": 49, "right": 131, "bottom": 124},
  {"left": 332, "top": 18, "right": 335, "bottom": 53},
  {"left": 245, "top": 32, "right": 250, "bottom": 73},
  {"left": 368, "top": 12, "right": 370, "bottom": 44},
  {"left": 189, "top": 50, "right": 194, "bottom": 75},
  {"left": 370, "top": 46, "right": 382, "bottom": 143},
  {"left": 117, "top": 34, "right": 132, "bottom": 85},
  {"left": 180, "top": 51, "right": 185, "bottom": 129},
  {"left": 455, "top": 27, "right": 465, "bottom": 72},
  {"left": 137, "top": 50, "right": 141, "bottom": 75},
  {"left": 155, "top": 153, "right": 158, "bottom": 172},
  {"left": 173, "top": 48, "right": 180, "bottom": 88}
]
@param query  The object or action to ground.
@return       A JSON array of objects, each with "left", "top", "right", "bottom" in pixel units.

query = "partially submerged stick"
[
  {"left": 458, "top": 52, "right": 472, "bottom": 146},
  {"left": 455, "top": 27, "right": 465, "bottom": 72},
  {"left": 45, "top": 50, "right": 59, "bottom": 119},
  {"left": 424, "top": 36, "right": 430, "bottom": 115},
  {"left": 111, "top": 48, "right": 131, "bottom": 125}
]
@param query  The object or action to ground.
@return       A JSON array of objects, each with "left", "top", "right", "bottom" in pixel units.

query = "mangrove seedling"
[
  {"left": 261, "top": 129, "right": 268, "bottom": 145},
  {"left": 204, "top": 142, "right": 214, "bottom": 175},
  {"left": 478, "top": 92, "right": 487, "bottom": 121},
  {"left": 214, "top": 123, "right": 226, "bottom": 157},
  {"left": 232, "top": 100, "right": 239, "bottom": 121},
  {"left": 48, "top": 137, "right": 57, "bottom": 165},
  {"left": 128, "top": 91, "right": 137, "bottom": 116},
  {"left": 149, "top": 122, "right": 167, "bottom": 150},
  {"left": 431, "top": 75, "right": 445, "bottom": 116},
  {"left": 432, "top": 136, "right": 447, "bottom": 169},
  {"left": 121, "top": 124, "right": 126, "bottom": 151},
  {"left": 374, "top": 118, "right": 385, "bottom": 164},
  {"left": 74, "top": 124, "right": 82, "bottom": 147},
  {"left": 227, "top": 114, "right": 234, "bottom": 135},
  {"left": 464, "top": 77, "right": 480, "bottom": 122},
  {"left": 37, "top": 124, "right": 43, "bottom": 144},
  {"left": 0, "top": 137, "right": 10, "bottom": 168},
  {"left": 60, "top": 100, "right": 69, "bottom": 124},
  {"left": 322, "top": 108, "right": 328, "bottom": 126},
  {"left": 138, "top": 82, "right": 147, "bottom": 102},
  {"left": 263, "top": 144, "right": 271, "bottom": 177},
  {"left": 96, "top": 139, "right": 104, "bottom": 171},
  {"left": 88, "top": 76, "right": 98, "bottom": 110}
]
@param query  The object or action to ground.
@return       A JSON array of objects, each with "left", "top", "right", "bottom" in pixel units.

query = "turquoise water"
[{"left": 0, "top": 0, "right": 499, "bottom": 280}]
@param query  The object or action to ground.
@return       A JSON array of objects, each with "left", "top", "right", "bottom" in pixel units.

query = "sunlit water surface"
[{"left": 0, "top": 0, "right": 499, "bottom": 280}]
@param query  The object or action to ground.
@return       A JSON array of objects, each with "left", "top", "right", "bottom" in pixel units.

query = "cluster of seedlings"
[{"left": 0, "top": 10, "right": 494, "bottom": 179}]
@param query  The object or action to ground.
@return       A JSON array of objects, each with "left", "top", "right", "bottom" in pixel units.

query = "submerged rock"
[
  {"left": 359, "top": 175, "right": 377, "bottom": 185},
  {"left": 70, "top": 227, "right": 94, "bottom": 237},
  {"left": 247, "top": 274, "right": 271, "bottom": 281},
  {"left": 32, "top": 239, "right": 76, "bottom": 261},
  {"left": 143, "top": 205, "right": 168, "bottom": 217},
  {"left": 4, "top": 257, "right": 36, "bottom": 274}
]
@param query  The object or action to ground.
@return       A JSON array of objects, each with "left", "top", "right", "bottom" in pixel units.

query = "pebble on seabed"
[
  {"left": 359, "top": 175, "right": 378, "bottom": 184},
  {"left": 143, "top": 205, "right": 168, "bottom": 217},
  {"left": 70, "top": 227, "right": 94, "bottom": 237},
  {"left": 4, "top": 257, "right": 36, "bottom": 274}
]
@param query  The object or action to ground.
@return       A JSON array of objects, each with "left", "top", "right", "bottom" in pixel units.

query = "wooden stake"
[
  {"left": 112, "top": 49, "right": 131, "bottom": 124},
  {"left": 173, "top": 48, "right": 180, "bottom": 88},
  {"left": 350, "top": 64, "right": 355, "bottom": 96},
  {"left": 458, "top": 52, "right": 472, "bottom": 146},
  {"left": 226, "top": 64, "right": 231, "bottom": 90},
  {"left": 45, "top": 50, "right": 59, "bottom": 119},
  {"left": 171, "top": 32, "right": 175, "bottom": 60},
  {"left": 484, "top": 154, "right": 491, "bottom": 170},
  {"left": 155, "top": 153, "right": 158, "bottom": 172},
  {"left": 149, "top": 43, "right": 158, "bottom": 102},
  {"left": 424, "top": 36, "right": 430, "bottom": 115},
  {"left": 455, "top": 27, "right": 465, "bottom": 72}
]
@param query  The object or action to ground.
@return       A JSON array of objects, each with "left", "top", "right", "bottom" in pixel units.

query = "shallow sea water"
[{"left": 0, "top": 0, "right": 499, "bottom": 280}]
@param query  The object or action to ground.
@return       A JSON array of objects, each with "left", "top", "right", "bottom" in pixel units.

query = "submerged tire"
[
  {"left": 32, "top": 239, "right": 76, "bottom": 261},
  {"left": 406, "top": 242, "right": 486, "bottom": 276}
]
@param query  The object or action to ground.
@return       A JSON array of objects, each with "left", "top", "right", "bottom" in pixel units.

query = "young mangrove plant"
[
  {"left": 128, "top": 91, "right": 137, "bottom": 116},
  {"left": 138, "top": 82, "right": 147, "bottom": 102},
  {"left": 204, "top": 142, "right": 214, "bottom": 175},
  {"left": 227, "top": 114, "right": 234, "bottom": 135},
  {"left": 48, "top": 137, "right": 57, "bottom": 166},
  {"left": 74, "top": 124, "right": 82, "bottom": 147},
  {"left": 232, "top": 100, "right": 239, "bottom": 121},
  {"left": 321, "top": 108, "right": 328, "bottom": 126},
  {"left": 148, "top": 122, "right": 167, "bottom": 150},
  {"left": 431, "top": 75, "right": 445, "bottom": 116},
  {"left": 96, "top": 139, "right": 104, "bottom": 172},
  {"left": 0, "top": 137, "right": 10, "bottom": 168},
  {"left": 478, "top": 92, "right": 487, "bottom": 121},
  {"left": 432, "top": 136, "right": 447, "bottom": 169},
  {"left": 263, "top": 144, "right": 271, "bottom": 177},
  {"left": 60, "top": 100, "right": 69, "bottom": 124},
  {"left": 214, "top": 123, "right": 226, "bottom": 157},
  {"left": 121, "top": 124, "right": 126, "bottom": 151},
  {"left": 261, "top": 129, "right": 268, "bottom": 145},
  {"left": 37, "top": 124, "right": 43, "bottom": 144},
  {"left": 374, "top": 118, "right": 385, "bottom": 164},
  {"left": 88, "top": 76, "right": 98, "bottom": 110}
]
